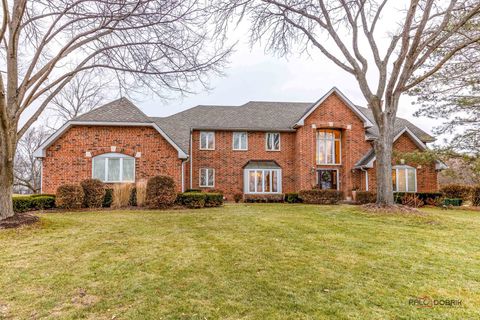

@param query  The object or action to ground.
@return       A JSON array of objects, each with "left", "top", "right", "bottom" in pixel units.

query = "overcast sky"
[{"left": 133, "top": 29, "right": 443, "bottom": 143}]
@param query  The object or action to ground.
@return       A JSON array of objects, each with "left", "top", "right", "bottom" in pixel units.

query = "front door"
[{"left": 317, "top": 170, "right": 338, "bottom": 190}]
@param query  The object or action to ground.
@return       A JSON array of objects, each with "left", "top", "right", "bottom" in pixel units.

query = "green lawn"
[{"left": 0, "top": 204, "right": 479, "bottom": 319}]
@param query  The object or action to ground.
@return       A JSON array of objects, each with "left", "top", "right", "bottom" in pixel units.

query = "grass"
[{"left": 0, "top": 204, "right": 479, "bottom": 319}]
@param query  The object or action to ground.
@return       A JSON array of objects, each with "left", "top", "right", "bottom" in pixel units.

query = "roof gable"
[
  {"left": 294, "top": 87, "right": 374, "bottom": 128},
  {"left": 34, "top": 98, "right": 187, "bottom": 159},
  {"left": 74, "top": 97, "right": 151, "bottom": 123},
  {"left": 355, "top": 127, "right": 427, "bottom": 168}
]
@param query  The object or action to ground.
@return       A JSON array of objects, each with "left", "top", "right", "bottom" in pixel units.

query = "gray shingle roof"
[
  {"left": 72, "top": 96, "right": 434, "bottom": 155},
  {"left": 74, "top": 97, "right": 151, "bottom": 123},
  {"left": 354, "top": 149, "right": 375, "bottom": 167},
  {"left": 151, "top": 101, "right": 311, "bottom": 153},
  {"left": 356, "top": 106, "right": 435, "bottom": 142}
]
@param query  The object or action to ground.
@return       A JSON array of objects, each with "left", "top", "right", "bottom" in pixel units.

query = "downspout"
[
  {"left": 360, "top": 167, "right": 369, "bottom": 191},
  {"left": 181, "top": 159, "right": 186, "bottom": 192},
  {"left": 190, "top": 128, "right": 193, "bottom": 189}
]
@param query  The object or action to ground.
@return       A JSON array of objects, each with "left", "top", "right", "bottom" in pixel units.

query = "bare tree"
[
  {"left": 214, "top": 0, "right": 480, "bottom": 205},
  {"left": 47, "top": 71, "right": 111, "bottom": 128},
  {"left": 411, "top": 40, "right": 480, "bottom": 154},
  {"left": 0, "top": 0, "right": 230, "bottom": 219},
  {"left": 14, "top": 126, "right": 50, "bottom": 194}
]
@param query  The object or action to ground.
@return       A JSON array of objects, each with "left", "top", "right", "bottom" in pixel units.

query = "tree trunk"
[
  {"left": 0, "top": 130, "right": 17, "bottom": 220},
  {"left": 374, "top": 129, "right": 394, "bottom": 205}
]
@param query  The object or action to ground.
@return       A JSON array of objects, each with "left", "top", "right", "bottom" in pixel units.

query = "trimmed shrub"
[
  {"left": 30, "top": 193, "right": 55, "bottom": 198},
  {"left": 234, "top": 193, "right": 243, "bottom": 203},
  {"left": 145, "top": 176, "right": 177, "bottom": 209},
  {"left": 12, "top": 196, "right": 33, "bottom": 213},
  {"left": 56, "top": 184, "right": 84, "bottom": 209},
  {"left": 440, "top": 184, "right": 472, "bottom": 200},
  {"left": 444, "top": 198, "right": 463, "bottom": 206},
  {"left": 112, "top": 184, "right": 133, "bottom": 208},
  {"left": 356, "top": 191, "right": 376, "bottom": 204},
  {"left": 31, "top": 196, "right": 55, "bottom": 210},
  {"left": 80, "top": 179, "right": 105, "bottom": 208},
  {"left": 185, "top": 188, "right": 201, "bottom": 193},
  {"left": 103, "top": 189, "right": 113, "bottom": 208},
  {"left": 207, "top": 189, "right": 224, "bottom": 194},
  {"left": 416, "top": 192, "right": 443, "bottom": 203},
  {"left": 471, "top": 185, "right": 480, "bottom": 206},
  {"left": 298, "top": 189, "right": 344, "bottom": 204},
  {"left": 205, "top": 193, "right": 223, "bottom": 207},
  {"left": 244, "top": 194, "right": 284, "bottom": 203},
  {"left": 176, "top": 192, "right": 206, "bottom": 208},
  {"left": 285, "top": 192, "right": 301, "bottom": 203},
  {"left": 401, "top": 193, "right": 424, "bottom": 207}
]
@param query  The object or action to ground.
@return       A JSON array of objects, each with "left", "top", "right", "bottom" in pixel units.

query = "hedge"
[
  {"left": 299, "top": 189, "right": 343, "bottom": 204},
  {"left": 394, "top": 192, "right": 442, "bottom": 205},
  {"left": 13, "top": 196, "right": 34, "bottom": 213},
  {"left": 13, "top": 195, "right": 56, "bottom": 213},
  {"left": 440, "top": 184, "right": 472, "bottom": 200},
  {"left": 204, "top": 193, "right": 223, "bottom": 207},
  {"left": 80, "top": 179, "right": 105, "bottom": 208},
  {"left": 177, "top": 192, "right": 206, "bottom": 208},
  {"left": 145, "top": 176, "right": 177, "bottom": 209},
  {"left": 284, "top": 192, "right": 301, "bottom": 203},
  {"left": 56, "top": 184, "right": 84, "bottom": 209},
  {"left": 356, "top": 191, "right": 376, "bottom": 204},
  {"left": 472, "top": 185, "right": 480, "bottom": 206}
]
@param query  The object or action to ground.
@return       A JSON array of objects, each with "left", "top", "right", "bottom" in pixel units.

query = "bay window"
[
  {"left": 392, "top": 166, "right": 417, "bottom": 192},
  {"left": 316, "top": 129, "right": 341, "bottom": 164},
  {"left": 92, "top": 153, "right": 135, "bottom": 183},
  {"left": 245, "top": 169, "right": 281, "bottom": 193}
]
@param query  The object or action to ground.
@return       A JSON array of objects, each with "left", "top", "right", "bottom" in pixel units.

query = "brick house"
[{"left": 34, "top": 87, "right": 445, "bottom": 200}]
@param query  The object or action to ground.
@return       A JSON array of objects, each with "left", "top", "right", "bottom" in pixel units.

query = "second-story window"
[
  {"left": 316, "top": 129, "right": 341, "bottom": 164},
  {"left": 200, "top": 131, "right": 215, "bottom": 150},
  {"left": 266, "top": 132, "right": 280, "bottom": 151},
  {"left": 233, "top": 132, "right": 248, "bottom": 150}
]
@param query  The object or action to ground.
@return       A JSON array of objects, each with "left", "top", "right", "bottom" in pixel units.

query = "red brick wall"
[
  {"left": 365, "top": 132, "right": 438, "bottom": 192},
  {"left": 189, "top": 130, "right": 296, "bottom": 200},
  {"left": 42, "top": 126, "right": 183, "bottom": 193},
  {"left": 295, "top": 93, "right": 372, "bottom": 197},
  {"left": 40, "top": 94, "right": 438, "bottom": 198}
]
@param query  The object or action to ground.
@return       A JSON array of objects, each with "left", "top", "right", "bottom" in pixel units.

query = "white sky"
[{"left": 134, "top": 29, "right": 443, "bottom": 143}]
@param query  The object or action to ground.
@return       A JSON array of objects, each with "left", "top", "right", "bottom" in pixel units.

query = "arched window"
[
  {"left": 92, "top": 153, "right": 135, "bottom": 183},
  {"left": 392, "top": 165, "right": 416, "bottom": 192}
]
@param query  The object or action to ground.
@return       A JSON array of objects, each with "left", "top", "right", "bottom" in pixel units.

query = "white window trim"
[
  {"left": 232, "top": 132, "right": 248, "bottom": 151},
  {"left": 199, "top": 131, "right": 215, "bottom": 150},
  {"left": 265, "top": 132, "right": 281, "bottom": 151},
  {"left": 316, "top": 168, "right": 340, "bottom": 191},
  {"left": 316, "top": 130, "right": 342, "bottom": 165},
  {"left": 393, "top": 165, "right": 417, "bottom": 193},
  {"left": 244, "top": 169, "right": 282, "bottom": 194},
  {"left": 199, "top": 168, "right": 215, "bottom": 187},
  {"left": 92, "top": 153, "right": 135, "bottom": 183}
]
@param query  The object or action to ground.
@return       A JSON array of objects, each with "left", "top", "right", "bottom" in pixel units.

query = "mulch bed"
[{"left": 0, "top": 213, "right": 39, "bottom": 229}]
